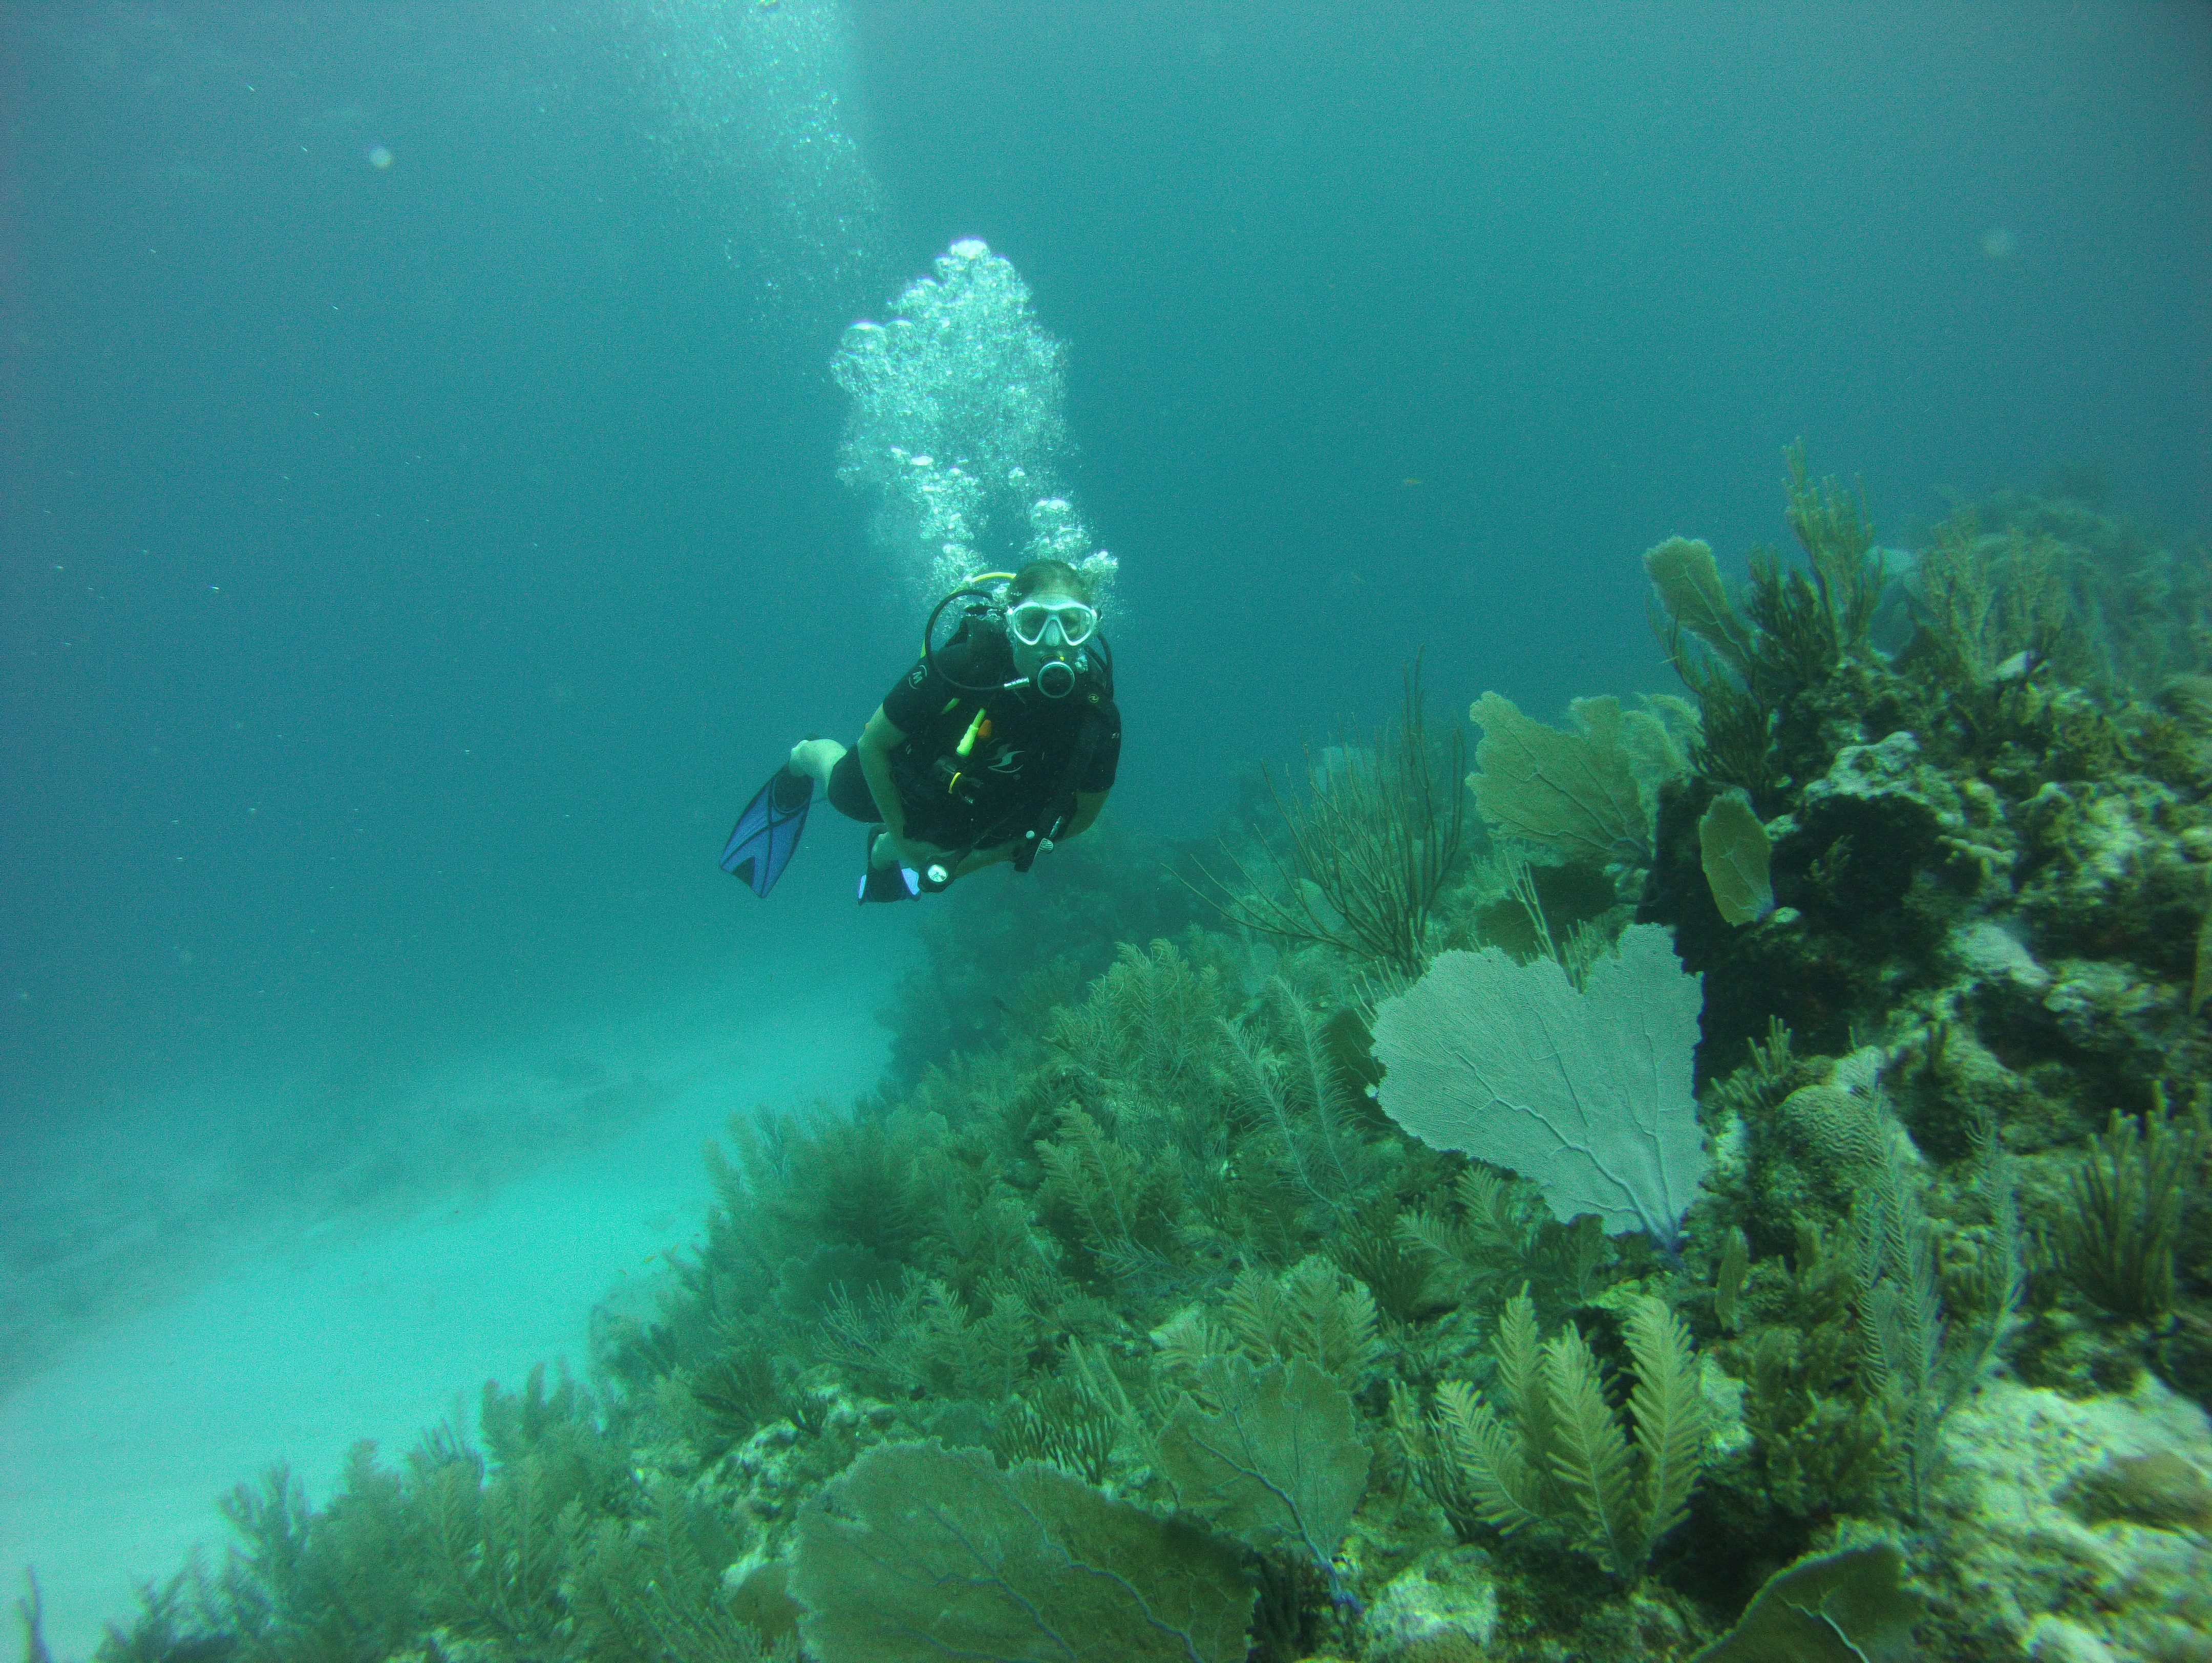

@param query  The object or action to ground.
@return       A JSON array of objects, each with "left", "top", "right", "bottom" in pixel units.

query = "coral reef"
[
  {"left": 1403, "top": 1290, "right": 1707, "bottom": 1580},
  {"left": 1187, "top": 665, "right": 1467, "bottom": 976},
  {"left": 75, "top": 457, "right": 2212, "bottom": 1663},
  {"left": 1926, "top": 1375, "right": 2212, "bottom": 1660}
]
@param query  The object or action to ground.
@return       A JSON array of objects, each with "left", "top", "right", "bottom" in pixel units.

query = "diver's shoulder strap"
[
  {"left": 1010, "top": 703, "right": 1108, "bottom": 873},
  {"left": 1087, "top": 631, "right": 1115, "bottom": 700}
]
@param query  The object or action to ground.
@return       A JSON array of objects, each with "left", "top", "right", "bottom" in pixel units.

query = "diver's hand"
[
  {"left": 873, "top": 831, "right": 949, "bottom": 873},
  {"left": 902, "top": 838, "right": 962, "bottom": 880}
]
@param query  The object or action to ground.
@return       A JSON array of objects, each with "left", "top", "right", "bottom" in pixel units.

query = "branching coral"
[
  {"left": 1851, "top": 1100, "right": 2022, "bottom": 1519},
  {"left": 1739, "top": 1222, "right": 1891, "bottom": 1520},
  {"left": 1153, "top": 1256, "right": 1388, "bottom": 1398},
  {"left": 2055, "top": 1090, "right": 2211, "bottom": 1320},
  {"left": 568, "top": 1483, "right": 791, "bottom": 1662},
  {"left": 1220, "top": 977, "right": 1374, "bottom": 1228},
  {"left": 1184, "top": 660, "right": 1466, "bottom": 975},
  {"left": 1035, "top": 1103, "right": 1188, "bottom": 1286},
  {"left": 1906, "top": 515, "right": 2071, "bottom": 688},
  {"left": 1644, "top": 444, "right": 1885, "bottom": 801},
  {"left": 990, "top": 1368, "right": 1124, "bottom": 1485},
  {"left": 1396, "top": 1164, "right": 1607, "bottom": 1314},
  {"left": 1406, "top": 1290, "right": 1707, "bottom": 1580}
]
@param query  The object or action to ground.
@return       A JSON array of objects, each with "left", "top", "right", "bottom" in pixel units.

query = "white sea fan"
[{"left": 1371, "top": 924, "right": 1708, "bottom": 1251}]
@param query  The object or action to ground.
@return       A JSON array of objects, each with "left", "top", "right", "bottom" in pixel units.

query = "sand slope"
[{"left": 2, "top": 966, "right": 896, "bottom": 1659}]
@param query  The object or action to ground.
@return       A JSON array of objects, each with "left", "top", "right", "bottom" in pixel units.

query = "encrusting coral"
[{"left": 72, "top": 454, "right": 2212, "bottom": 1663}]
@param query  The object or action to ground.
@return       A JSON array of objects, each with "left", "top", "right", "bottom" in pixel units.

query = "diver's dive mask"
[
  {"left": 1007, "top": 596, "right": 1098, "bottom": 699},
  {"left": 1007, "top": 599, "right": 1097, "bottom": 649}
]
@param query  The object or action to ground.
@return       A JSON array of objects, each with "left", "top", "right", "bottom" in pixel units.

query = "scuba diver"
[{"left": 719, "top": 559, "right": 1120, "bottom": 902}]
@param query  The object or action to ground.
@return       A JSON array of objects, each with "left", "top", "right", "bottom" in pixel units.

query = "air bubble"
[{"left": 831, "top": 243, "right": 1117, "bottom": 610}]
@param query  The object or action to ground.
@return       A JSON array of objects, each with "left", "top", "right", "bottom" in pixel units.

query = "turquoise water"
[
  {"left": 5, "top": 2, "right": 2203, "bottom": 1134},
  {"left": 1, "top": 1, "right": 2207, "bottom": 1651}
]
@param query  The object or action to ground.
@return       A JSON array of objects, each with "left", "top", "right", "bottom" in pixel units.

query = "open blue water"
[{"left": 2, "top": 1, "right": 2206, "bottom": 1652}]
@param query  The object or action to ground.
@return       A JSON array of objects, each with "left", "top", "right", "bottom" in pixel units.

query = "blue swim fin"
[
  {"left": 856, "top": 829, "right": 921, "bottom": 904},
  {"left": 720, "top": 765, "right": 813, "bottom": 896},
  {"left": 857, "top": 860, "right": 921, "bottom": 904}
]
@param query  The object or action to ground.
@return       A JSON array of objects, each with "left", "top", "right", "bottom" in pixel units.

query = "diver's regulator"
[{"left": 1024, "top": 647, "right": 1091, "bottom": 700}]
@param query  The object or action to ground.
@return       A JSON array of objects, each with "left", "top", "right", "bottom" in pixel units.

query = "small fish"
[{"left": 1401, "top": 476, "right": 1424, "bottom": 486}]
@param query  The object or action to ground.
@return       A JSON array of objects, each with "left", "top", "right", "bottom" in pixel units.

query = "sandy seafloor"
[{"left": 1, "top": 928, "right": 904, "bottom": 1659}]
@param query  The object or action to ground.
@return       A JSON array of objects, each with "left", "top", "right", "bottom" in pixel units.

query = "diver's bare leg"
[{"left": 789, "top": 737, "right": 846, "bottom": 783}]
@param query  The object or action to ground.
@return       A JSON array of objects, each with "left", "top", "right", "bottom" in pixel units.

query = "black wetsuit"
[{"left": 827, "top": 633, "right": 1121, "bottom": 854}]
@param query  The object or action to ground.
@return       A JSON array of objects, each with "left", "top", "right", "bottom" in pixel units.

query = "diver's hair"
[{"left": 1006, "top": 559, "right": 1094, "bottom": 607}]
